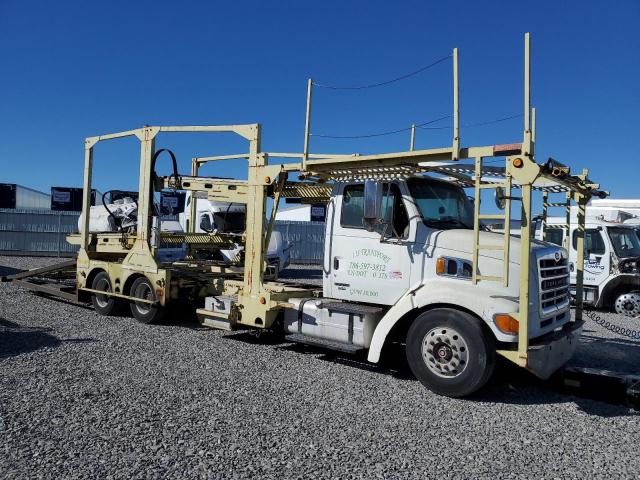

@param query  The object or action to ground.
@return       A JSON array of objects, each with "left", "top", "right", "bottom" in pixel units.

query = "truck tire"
[
  {"left": 614, "top": 291, "right": 640, "bottom": 317},
  {"left": 406, "top": 308, "right": 495, "bottom": 398},
  {"left": 129, "top": 277, "right": 166, "bottom": 324},
  {"left": 91, "top": 271, "right": 122, "bottom": 316}
]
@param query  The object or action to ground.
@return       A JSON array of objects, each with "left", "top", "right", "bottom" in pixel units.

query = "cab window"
[
  {"left": 572, "top": 229, "right": 605, "bottom": 255},
  {"left": 340, "top": 183, "right": 409, "bottom": 237},
  {"left": 380, "top": 183, "right": 409, "bottom": 238},
  {"left": 545, "top": 228, "right": 564, "bottom": 246},
  {"left": 200, "top": 213, "right": 213, "bottom": 232},
  {"left": 340, "top": 184, "right": 365, "bottom": 228}
]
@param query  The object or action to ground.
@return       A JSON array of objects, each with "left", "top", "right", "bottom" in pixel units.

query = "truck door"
[
  {"left": 328, "top": 182, "right": 413, "bottom": 305},
  {"left": 569, "top": 227, "right": 609, "bottom": 287}
]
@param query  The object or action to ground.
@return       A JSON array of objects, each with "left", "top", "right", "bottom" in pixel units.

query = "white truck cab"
[
  {"left": 180, "top": 193, "right": 292, "bottom": 271},
  {"left": 284, "top": 175, "right": 576, "bottom": 397},
  {"left": 535, "top": 216, "right": 640, "bottom": 316}
]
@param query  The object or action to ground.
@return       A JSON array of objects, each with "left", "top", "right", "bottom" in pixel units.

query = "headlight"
[{"left": 436, "top": 256, "right": 473, "bottom": 279}]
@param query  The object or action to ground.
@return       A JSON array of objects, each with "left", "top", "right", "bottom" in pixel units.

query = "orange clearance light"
[
  {"left": 259, "top": 296, "right": 266, "bottom": 305},
  {"left": 436, "top": 257, "right": 446, "bottom": 275},
  {"left": 512, "top": 158, "right": 524, "bottom": 168},
  {"left": 495, "top": 314, "right": 519, "bottom": 334}
]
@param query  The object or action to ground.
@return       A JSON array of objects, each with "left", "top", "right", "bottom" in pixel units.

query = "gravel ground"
[{"left": 1, "top": 256, "right": 639, "bottom": 479}]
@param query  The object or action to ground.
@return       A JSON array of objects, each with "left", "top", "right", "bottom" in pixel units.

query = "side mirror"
[
  {"left": 363, "top": 180, "right": 382, "bottom": 232},
  {"left": 494, "top": 186, "right": 506, "bottom": 210}
]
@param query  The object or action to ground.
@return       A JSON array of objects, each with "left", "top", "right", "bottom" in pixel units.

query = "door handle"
[{"left": 334, "top": 257, "right": 339, "bottom": 269}]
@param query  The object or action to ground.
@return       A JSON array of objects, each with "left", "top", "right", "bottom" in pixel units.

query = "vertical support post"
[
  {"left": 188, "top": 158, "right": 198, "bottom": 233},
  {"left": 80, "top": 140, "right": 94, "bottom": 253},
  {"left": 409, "top": 124, "right": 416, "bottom": 151},
  {"left": 302, "top": 79, "right": 313, "bottom": 171},
  {"left": 541, "top": 191, "right": 548, "bottom": 241},
  {"left": 452, "top": 48, "right": 460, "bottom": 160},
  {"left": 564, "top": 191, "right": 571, "bottom": 251},
  {"left": 523, "top": 33, "right": 532, "bottom": 157},
  {"left": 518, "top": 182, "right": 532, "bottom": 361},
  {"left": 502, "top": 173, "right": 512, "bottom": 287},
  {"left": 243, "top": 124, "right": 265, "bottom": 294},
  {"left": 574, "top": 193, "right": 587, "bottom": 322},
  {"left": 135, "top": 128, "right": 156, "bottom": 246},
  {"left": 471, "top": 156, "right": 482, "bottom": 284}
]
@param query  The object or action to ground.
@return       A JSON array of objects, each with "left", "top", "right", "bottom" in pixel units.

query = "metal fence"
[
  {"left": 0, "top": 210, "right": 325, "bottom": 263},
  {"left": 274, "top": 221, "right": 325, "bottom": 264},
  {"left": 0, "top": 208, "right": 80, "bottom": 257}
]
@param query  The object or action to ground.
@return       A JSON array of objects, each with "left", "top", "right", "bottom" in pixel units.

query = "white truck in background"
[
  {"left": 535, "top": 212, "right": 640, "bottom": 317},
  {"left": 179, "top": 193, "right": 292, "bottom": 272},
  {"left": 589, "top": 198, "right": 640, "bottom": 241}
]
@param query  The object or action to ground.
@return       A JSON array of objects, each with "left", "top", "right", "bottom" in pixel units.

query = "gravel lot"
[{"left": 1, "top": 256, "right": 639, "bottom": 479}]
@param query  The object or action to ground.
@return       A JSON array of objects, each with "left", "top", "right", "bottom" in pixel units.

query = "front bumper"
[{"left": 526, "top": 320, "right": 583, "bottom": 379}]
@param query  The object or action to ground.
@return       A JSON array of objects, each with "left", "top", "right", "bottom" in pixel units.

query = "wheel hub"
[
  {"left": 422, "top": 327, "right": 469, "bottom": 378},
  {"left": 614, "top": 293, "right": 640, "bottom": 317}
]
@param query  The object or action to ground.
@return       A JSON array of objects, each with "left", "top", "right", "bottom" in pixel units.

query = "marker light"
[
  {"left": 436, "top": 257, "right": 446, "bottom": 275},
  {"left": 512, "top": 158, "right": 524, "bottom": 168},
  {"left": 495, "top": 314, "right": 519, "bottom": 334}
]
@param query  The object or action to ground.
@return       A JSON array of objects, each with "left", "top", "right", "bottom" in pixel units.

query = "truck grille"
[{"left": 539, "top": 257, "right": 570, "bottom": 312}]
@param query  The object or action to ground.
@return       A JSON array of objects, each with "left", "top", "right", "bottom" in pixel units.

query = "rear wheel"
[
  {"left": 614, "top": 291, "right": 640, "bottom": 317},
  {"left": 91, "top": 272, "right": 122, "bottom": 316},
  {"left": 406, "top": 308, "right": 495, "bottom": 398},
  {"left": 129, "top": 277, "right": 166, "bottom": 324}
]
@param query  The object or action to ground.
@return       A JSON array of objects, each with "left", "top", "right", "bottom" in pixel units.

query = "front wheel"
[
  {"left": 406, "top": 308, "right": 495, "bottom": 398},
  {"left": 129, "top": 277, "right": 166, "bottom": 324},
  {"left": 614, "top": 291, "right": 640, "bottom": 317}
]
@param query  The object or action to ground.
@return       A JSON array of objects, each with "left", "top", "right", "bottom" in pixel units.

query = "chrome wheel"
[
  {"left": 614, "top": 292, "right": 640, "bottom": 317},
  {"left": 421, "top": 326, "right": 469, "bottom": 378}
]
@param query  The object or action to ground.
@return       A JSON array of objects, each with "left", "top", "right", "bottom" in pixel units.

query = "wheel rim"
[
  {"left": 421, "top": 327, "right": 469, "bottom": 378},
  {"left": 614, "top": 293, "right": 640, "bottom": 317},
  {"left": 94, "top": 277, "right": 111, "bottom": 308},
  {"left": 133, "top": 282, "right": 154, "bottom": 315}
]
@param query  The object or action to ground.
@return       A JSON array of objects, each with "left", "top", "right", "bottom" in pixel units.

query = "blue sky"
[{"left": 1, "top": 0, "right": 638, "bottom": 203}]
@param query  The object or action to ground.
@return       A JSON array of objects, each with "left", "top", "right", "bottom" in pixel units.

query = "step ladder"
[{"left": 471, "top": 157, "right": 513, "bottom": 287}]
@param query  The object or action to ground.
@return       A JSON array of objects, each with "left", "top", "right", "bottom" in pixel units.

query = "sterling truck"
[{"left": 5, "top": 34, "right": 608, "bottom": 398}]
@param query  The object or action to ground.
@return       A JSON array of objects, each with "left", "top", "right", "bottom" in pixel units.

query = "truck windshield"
[
  {"left": 608, "top": 227, "right": 640, "bottom": 258},
  {"left": 213, "top": 211, "right": 245, "bottom": 233},
  {"left": 407, "top": 177, "right": 474, "bottom": 229}
]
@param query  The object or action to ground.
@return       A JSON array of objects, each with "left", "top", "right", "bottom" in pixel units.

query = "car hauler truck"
[{"left": 4, "top": 34, "right": 609, "bottom": 397}]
